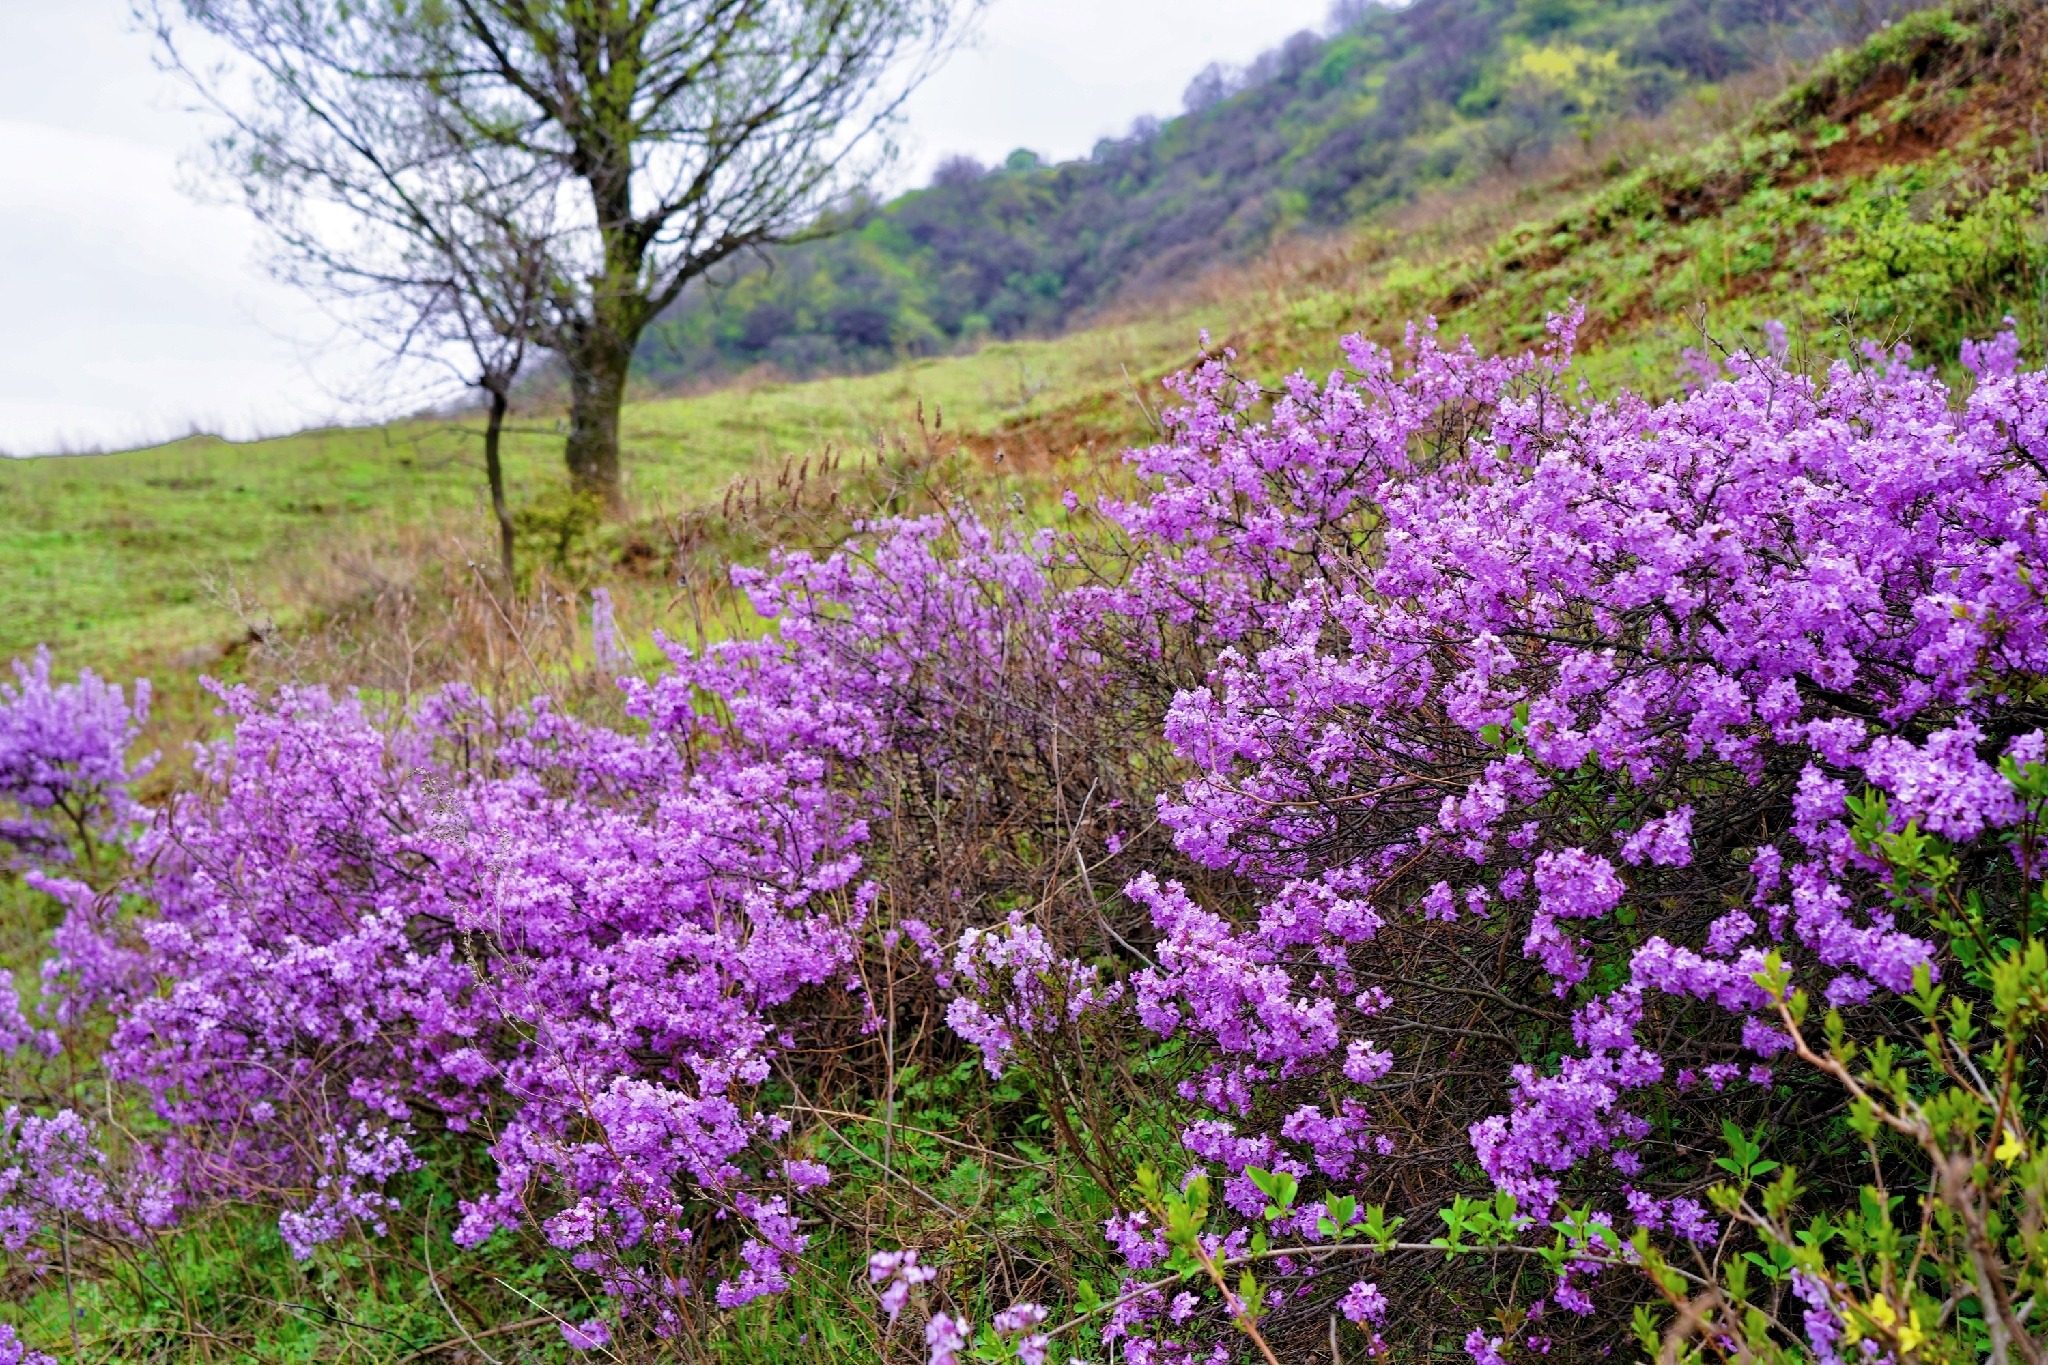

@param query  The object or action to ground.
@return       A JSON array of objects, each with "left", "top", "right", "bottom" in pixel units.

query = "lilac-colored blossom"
[
  {"left": 926, "top": 1312, "right": 971, "bottom": 1365},
  {"left": 1342, "top": 1280, "right": 1388, "bottom": 1325}
]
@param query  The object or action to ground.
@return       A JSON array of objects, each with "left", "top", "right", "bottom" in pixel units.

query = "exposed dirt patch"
[
  {"left": 1779, "top": 0, "right": 2046, "bottom": 176},
  {"left": 957, "top": 389, "right": 1161, "bottom": 474}
]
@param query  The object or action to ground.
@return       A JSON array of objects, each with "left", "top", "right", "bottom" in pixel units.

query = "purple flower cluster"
[
  {"left": 31, "top": 664, "right": 870, "bottom": 1324},
  {"left": 0, "top": 646, "right": 149, "bottom": 866},
  {"left": 0, "top": 507, "right": 1100, "bottom": 1347},
  {"left": 5, "top": 309, "right": 2046, "bottom": 1360},
  {"left": 946, "top": 912, "right": 1124, "bottom": 1078},
  {"left": 870, "top": 1247, "right": 939, "bottom": 1321},
  {"left": 1050, "top": 315, "right": 2048, "bottom": 1356},
  {"left": 0, "top": 1323, "right": 52, "bottom": 1365}
]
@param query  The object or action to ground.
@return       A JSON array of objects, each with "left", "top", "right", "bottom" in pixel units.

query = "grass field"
[{"left": 0, "top": 313, "right": 1216, "bottom": 678}]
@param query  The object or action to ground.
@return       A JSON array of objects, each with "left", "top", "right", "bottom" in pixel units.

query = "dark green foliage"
[
  {"left": 512, "top": 485, "right": 608, "bottom": 579},
  {"left": 634, "top": 0, "right": 1875, "bottom": 387}
]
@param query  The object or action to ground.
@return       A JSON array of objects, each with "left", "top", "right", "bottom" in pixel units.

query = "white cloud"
[{"left": 0, "top": 119, "right": 401, "bottom": 455}]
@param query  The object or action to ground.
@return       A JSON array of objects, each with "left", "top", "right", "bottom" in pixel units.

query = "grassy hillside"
[
  {"left": 1, "top": 5, "right": 2046, "bottom": 1361},
  {"left": 1259, "top": 0, "right": 2048, "bottom": 382},
  {"left": 2, "top": 0, "right": 2043, "bottom": 760},
  {"left": 0, "top": 315, "right": 1209, "bottom": 671},
  {"left": 632, "top": 0, "right": 1864, "bottom": 386}
]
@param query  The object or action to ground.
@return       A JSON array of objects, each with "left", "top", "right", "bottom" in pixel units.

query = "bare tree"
[
  {"left": 146, "top": 0, "right": 974, "bottom": 510},
  {"left": 293, "top": 110, "right": 560, "bottom": 582},
  {"left": 425, "top": 214, "right": 552, "bottom": 586},
  {"left": 454, "top": 245, "right": 547, "bottom": 587},
  {"left": 412, "top": 158, "right": 561, "bottom": 584}
]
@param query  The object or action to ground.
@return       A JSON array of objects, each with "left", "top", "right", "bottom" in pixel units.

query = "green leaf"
[
  {"left": 1317, "top": 1194, "right": 1360, "bottom": 1239},
  {"left": 1251, "top": 1169, "right": 1298, "bottom": 1216},
  {"left": 1633, "top": 1305, "right": 1662, "bottom": 1356},
  {"left": 1724, "top": 1253, "right": 1749, "bottom": 1299}
]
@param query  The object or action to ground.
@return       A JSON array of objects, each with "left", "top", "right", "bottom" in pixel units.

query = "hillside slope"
[
  {"left": 1, "top": 0, "right": 2041, "bottom": 772},
  {"left": 632, "top": 0, "right": 1864, "bottom": 386},
  {"left": 1312, "top": 0, "right": 2048, "bottom": 371},
  {"left": 959, "top": 0, "right": 2048, "bottom": 468},
  {"left": 4, "top": 10, "right": 2048, "bottom": 1362}
]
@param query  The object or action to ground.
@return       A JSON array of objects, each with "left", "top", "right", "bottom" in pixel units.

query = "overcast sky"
[{"left": 0, "top": 0, "right": 1333, "bottom": 458}]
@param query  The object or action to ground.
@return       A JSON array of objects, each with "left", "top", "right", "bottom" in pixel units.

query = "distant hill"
[{"left": 631, "top": 0, "right": 1864, "bottom": 387}]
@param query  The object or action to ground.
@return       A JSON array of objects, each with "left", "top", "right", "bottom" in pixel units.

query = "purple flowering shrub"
[
  {"left": 7, "top": 313, "right": 2048, "bottom": 1364},
  {"left": 1010, "top": 316, "right": 2048, "bottom": 1365},
  {"left": 19, "top": 661, "right": 876, "bottom": 1332},
  {"left": 0, "top": 647, "right": 149, "bottom": 873},
  {"left": 1003, "top": 319, "right": 2034, "bottom": 1358},
  {"left": 0, "top": 508, "right": 1176, "bottom": 1355}
]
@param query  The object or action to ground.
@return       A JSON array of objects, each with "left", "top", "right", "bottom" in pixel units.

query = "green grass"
[
  {"left": 0, "top": 314, "right": 1215, "bottom": 685},
  {"left": 2, "top": 422, "right": 520, "bottom": 672},
  {"left": 1264, "top": 138, "right": 2048, "bottom": 397},
  {"left": 621, "top": 314, "right": 1212, "bottom": 488}
]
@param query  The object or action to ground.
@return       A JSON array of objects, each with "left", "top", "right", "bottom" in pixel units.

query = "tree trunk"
[
  {"left": 564, "top": 326, "right": 632, "bottom": 511},
  {"left": 483, "top": 386, "right": 516, "bottom": 584}
]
